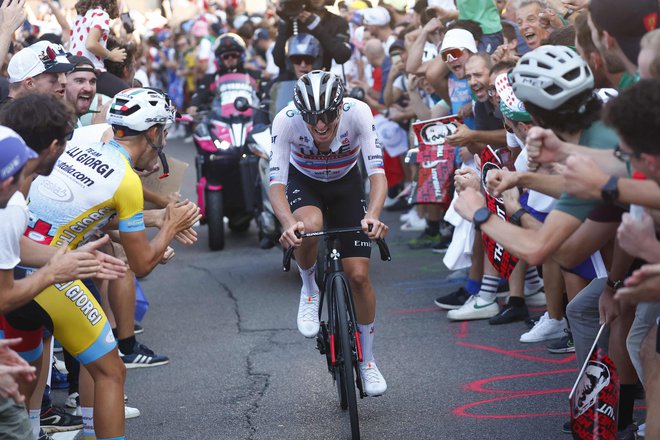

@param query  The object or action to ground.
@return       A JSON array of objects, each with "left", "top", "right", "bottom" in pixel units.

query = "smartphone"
[
  {"left": 391, "top": 52, "right": 402, "bottom": 65},
  {"left": 120, "top": 12, "right": 134, "bottom": 34}
]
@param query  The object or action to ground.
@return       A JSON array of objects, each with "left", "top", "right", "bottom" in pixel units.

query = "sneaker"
[
  {"left": 37, "top": 429, "right": 54, "bottom": 440},
  {"left": 562, "top": 421, "right": 572, "bottom": 434},
  {"left": 297, "top": 292, "right": 320, "bottom": 338},
  {"left": 430, "top": 236, "right": 451, "bottom": 253},
  {"left": 120, "top": 342, "right": 170, "bottom": 368},
  {"left": 54, "top": 358, "right": 67, "bottom": 374},
  {"left": 520, "top": 312, "right": 567, "bottom": 343},
  {"left": 525, "top": 314, "right": 542, "bottom": 329},
  {"left": 125, "top": 405, "right": 141, "bottom": 419},
  {"left": 447, "top": 295, "right": 499, "bottom": 321},
  {"left": 383, "top": 196, "right": 397, "bottom": 208},
  {"left": 400, "top": 214, "right": 427, "bottom": 231},
  {"left": 524, "top": 286, "right": 547, "bottom": 307},
  {"left": 359, "top": 360, "right": 387, "bottom": 396},
  {"left": 488, "top": 303, "right": 529, "bottom": 325},
  {"left": 547, "top": 329, "right": 575, "bottom": 354},
  {"left": 399, "top": 208, "right": 415, "bottom": 223},
  {"left": 408, "top": 231, "right": 442, "bottom": 249},
  {"left": 40, "top": 406, "right": 83, "bottom": 433},
  {"left": 435, "top": 287, "right": 470, "bottom": 310},
  {"left": 50, "top": 362, "right": 69, "bottom": 390},
  {"left": 617, "top": 423, "right": 638, "bottom": 440},
  {"left": 65, "top": 392, "right": 79, "bottom": 409},
  {"left": 134, "top": 322, "right": 144, "bottom": 334}
]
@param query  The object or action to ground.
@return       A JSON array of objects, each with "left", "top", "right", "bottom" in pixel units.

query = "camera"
[
  {"left": 348, "top": 86, "right": 366, "bottom": 101},
  {"left": 278, "top": 0, "right": 310, "bottom": 19}
]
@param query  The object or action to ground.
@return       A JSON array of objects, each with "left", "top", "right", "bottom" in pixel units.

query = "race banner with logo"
[
  {"left": 410, "top": 115, "right": 460, "bottom": 205},
  {"left": 480, "top": 145, "right": 518, "bottom": 279},
  {"left": 569, "top": 324, "right": 619, "bottom": 440}
]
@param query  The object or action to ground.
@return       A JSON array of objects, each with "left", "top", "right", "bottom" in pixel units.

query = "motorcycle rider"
[
  {"left": 273, "top": 0, "right": 351, "bottom": 71},
  {"left": 186, "top": 33, "right": 261, "bottom": 116}
]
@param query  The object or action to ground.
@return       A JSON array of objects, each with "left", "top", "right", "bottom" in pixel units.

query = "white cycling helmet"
[
  {"left": 510, "top": 45, "right": 594, "bottom": 111},
  {"left": 107, "top": 87, "right": 176, "bottom": 132},
  {"left": 293, "top": 70, "right": 344, "bottom": 125}
]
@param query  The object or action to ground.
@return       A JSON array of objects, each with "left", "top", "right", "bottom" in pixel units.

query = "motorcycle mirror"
[{"left": 234, "top": 97, "right": 250, "bottom": 112}]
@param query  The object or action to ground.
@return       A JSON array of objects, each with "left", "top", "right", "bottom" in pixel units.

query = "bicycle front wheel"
[{"left": 332, "top": 276, "right": 360, "bottom": 440}]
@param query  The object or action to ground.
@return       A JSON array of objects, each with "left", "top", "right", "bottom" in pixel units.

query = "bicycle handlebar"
[{"left": 282, "top": 226, "right": 391, "bottom": 272}]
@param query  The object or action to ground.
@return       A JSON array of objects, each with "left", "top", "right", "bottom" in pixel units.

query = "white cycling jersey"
[{"left": 268, "top": 98, "right": 385, "bottom": 186}]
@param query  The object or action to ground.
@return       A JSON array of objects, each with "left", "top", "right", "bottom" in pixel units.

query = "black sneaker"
[
  {"left": 431, "top": 236, "right": 452, "bottom": 253},
  {"left": 434, "top": 287, "right": 470, "bottom": 310},
  {"left": 38, "top": 429, "right": 54, "bottom": 440},
  {"left": 488, "top": 303, "right": 529, "bottom": 325},
  {"left": 121, "top": 341, "right": 170, "bottom": 368},
  {"left": 40, "top": 406, "right": 83, "bottom": 433},
  {"left": 562, "top": 421, "right": 572, "bottom": 434},
  {"left": 134, "top": 322, "right": 144, "bottom": 334},
  {"left": 495, "top": 281, "right": 510, "bottom": 298},
  {"left": 547, "top": 330, "right": 575, "bottom": 354}
]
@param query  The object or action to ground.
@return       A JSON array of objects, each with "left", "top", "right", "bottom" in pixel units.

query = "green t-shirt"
[
  {"left": 618, "top": 72, "right": 640, "bottom": 91},
  {"left": 457, "top": 0, "right": 503, "bottom": 34},
  {"left": 553, "top": 120, "right": 619, "bottom": 221}
]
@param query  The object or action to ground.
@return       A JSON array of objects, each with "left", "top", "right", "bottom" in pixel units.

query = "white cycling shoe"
[
  {"left": 297, "top": 292, "right": 320, "bottom": 338},
  {"left": 359, "top": 360, "right": 387, "bottom": 397}
]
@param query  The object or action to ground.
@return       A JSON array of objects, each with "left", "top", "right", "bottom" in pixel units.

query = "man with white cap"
[
  {"left": 363, "top": 6, "right": 396, "bottom": 53},
  {"left": 5, "top": 41, "right": 73, "bottom": 102}
]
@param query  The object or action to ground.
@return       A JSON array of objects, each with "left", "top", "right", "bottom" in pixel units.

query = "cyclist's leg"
[
  {"left": 342, "top": 258, "right": 375, "bottom": 325},
  {"left": 35, "top": 280, "right": 125, "bottom": 439}
]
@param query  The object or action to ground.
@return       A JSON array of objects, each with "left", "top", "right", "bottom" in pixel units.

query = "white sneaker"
[
  {"left": 520, "top": 312, "right": 567, "bottom": 343},
  {"left": 447, "top": 295, "right": 499, "bottom": 321},
  {"left": 359, "top": 360, "right": 387, "bottom": 396},
  {"left": 524, "top": 286, "right": 547, "bottom": 307},
  {"left": 297, "top": 292, "right": 320, "bottom": 338},
  {"left": 383, "top": 196, "right": 397, "bottom": 208},
  {"left": 399, "top": 208, "right": 415, "bottom": 223},
  {"left": 54, "top": 358, "right": 67, "bottom": 374},
  {"left": 125, "top": 405, "right": 140, "bottom": 419},
  {"left": 400, "top": 211, "right": 426, "bottom": 231}
]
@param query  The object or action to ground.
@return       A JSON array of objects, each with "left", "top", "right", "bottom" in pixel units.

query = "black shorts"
[{"left": 286, "top": 166, "right": 372, "bottom": 259}]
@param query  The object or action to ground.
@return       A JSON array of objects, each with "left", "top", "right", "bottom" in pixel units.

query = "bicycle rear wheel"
[{"left": 333, "top": 276, "right": 360, "bottom": 440}]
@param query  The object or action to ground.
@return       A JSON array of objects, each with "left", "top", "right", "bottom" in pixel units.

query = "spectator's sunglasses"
[
  {"left": 441, "top": 48, "right": 465, "bottom": 62},
  {"left": 487, "top": 85, "right": 498, "bottom": 98},
  {"left": 220, "top": 52, "right": 240, "bottom": 61},
  {"left": 302, "top": 106, "right": 341, "bottom": 126},
  {"left": 613, "top": 144, "right": 640, "bottom": 163},
  {"left": 290, "top": 55, "right": 315, "bottom": 66}
]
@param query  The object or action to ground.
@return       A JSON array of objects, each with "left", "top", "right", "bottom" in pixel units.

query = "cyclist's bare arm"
[
  {"left": 269, "top": 183, "right": 303, "bottom": 248},
  {"left": 363, "top": 173, "right": 388, "bottom": 240}
]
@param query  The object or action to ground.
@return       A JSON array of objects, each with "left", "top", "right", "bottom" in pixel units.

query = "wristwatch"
[
  {"left": 606, "top": 278, "right": 624, "bottom": 291},
  {"left": 473, "top": 207, "right": 492, "bottom": 231},
  {"left": 509, "top": 208, "right": 528, "bottom": 226},
  {"left": 601, "top": 176, "right": 619, "bottom": 203}
]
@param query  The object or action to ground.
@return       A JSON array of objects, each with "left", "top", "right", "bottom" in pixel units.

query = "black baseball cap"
[{"left": 589, "top": 0, "right": 660, "bottom": 64}]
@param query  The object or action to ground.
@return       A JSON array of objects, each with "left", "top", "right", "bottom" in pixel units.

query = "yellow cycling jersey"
[{"left": 25, "top": 139, "right": 145, "bottom": 249}]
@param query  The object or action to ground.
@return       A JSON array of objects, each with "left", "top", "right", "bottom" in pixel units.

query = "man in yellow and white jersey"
[{"left": 3, "top": 88, "right": 200, "bottom": 440}]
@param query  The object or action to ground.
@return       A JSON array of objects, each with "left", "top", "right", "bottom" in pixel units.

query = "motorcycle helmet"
[
  {"left": 285, "top": 33, "right": 324, "bottom": 71},
  {"left": 509, "top": 45, "right": 594, "bottom": 111},
  {"left": 213, "top": 32, "right": 246, "bottom": 70},
  {"left": 293, "top": 70, "right": 344, "bottom": 125}
]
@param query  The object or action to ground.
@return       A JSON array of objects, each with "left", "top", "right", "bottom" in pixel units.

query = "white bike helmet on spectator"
[
  {"left": 293, "top": 70, "right": 344, "bottom": 125},
  {"left": 509, "top": 45, "right": 594, "bottom": 110},
  {"left": 107, "top": 87, "right": 176, "bottom": 176}
]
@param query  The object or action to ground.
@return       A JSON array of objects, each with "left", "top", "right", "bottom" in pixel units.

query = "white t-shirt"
[
  {"left": 197, "top": 37, "right": 217, "bottom": 75},
  {"left": 510, "top": 133, "right": 556, "bottom": 213},
  {"left": 0, "top": 192, "right": 29, "bottom": 269},
  {"left": 68, "top": 8, "right": 111, "bottom": 72}
]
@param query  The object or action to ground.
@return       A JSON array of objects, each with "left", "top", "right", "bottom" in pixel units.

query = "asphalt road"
[{"left": 50, "top": 136, "right": 637, "bottom": 440}]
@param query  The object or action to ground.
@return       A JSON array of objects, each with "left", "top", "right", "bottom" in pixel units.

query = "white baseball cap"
[
  {"left": 440, "top": 29, "right": 478, "bottom": 55},
  {"left": 363, "top": 7, "right": 391, "bottom": 27},
  {"left": 8, "top": 41, "right": 73, "bottom": 83}
]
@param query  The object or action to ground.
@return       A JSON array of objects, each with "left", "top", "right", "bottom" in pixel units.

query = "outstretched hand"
[{"left": 75, "top": 235, "right": 128, "bottom": 280}]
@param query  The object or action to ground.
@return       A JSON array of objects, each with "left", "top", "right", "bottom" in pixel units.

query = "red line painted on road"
[
  {"left": 464, "top": 369, "right": 576, "bottom": 394},
  {"left": 457, "top": 341, "right": 576, "bottom": 364},
  {"left": 452, "top": 391, "right": 571, "bottom": 419},
  {"left": 458, "top": 321, "right": 468, "bottom": 339}
]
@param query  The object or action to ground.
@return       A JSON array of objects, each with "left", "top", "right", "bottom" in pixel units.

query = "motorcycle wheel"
[{"left": 206, "top": 190, "right": 225, "bottom": 251}]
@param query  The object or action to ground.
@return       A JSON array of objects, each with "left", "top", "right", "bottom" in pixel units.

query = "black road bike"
[{"left": 283, "top": 227, "right": 391, "bottom": 439}]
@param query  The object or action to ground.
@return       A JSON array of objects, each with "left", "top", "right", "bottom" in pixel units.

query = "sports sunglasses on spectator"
[
  {"left": 613, "top": 145, "right": 640, "bottom": 163},
  {"left": 290, "top": 55, "right": 315, "bottom": 66},
  {"left": 220, "top": 52, "right": 240, "bottom": 61},
  {"left": 487, "top": 85, "right": 497, "bottom": 97},
  {"left": 301, "top": 106, "right": 341, "bottom": 126},
  {"left": 441, "top": 48, "right": 466, "bottom": 62}
]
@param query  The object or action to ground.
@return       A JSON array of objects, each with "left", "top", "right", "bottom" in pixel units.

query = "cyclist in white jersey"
[{"left": 269, "top": 70, "right": 389, "bottom": 396}]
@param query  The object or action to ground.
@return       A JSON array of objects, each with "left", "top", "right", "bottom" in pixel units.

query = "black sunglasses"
[
  {"left": 613, "top": 144, "right": 640, "bottom": 163},
  {"left": 290, "top": 55, "right": 314, "bottom": 66},
  {"left": 301, "top": 107, "right": 340, "bottom": 126}
]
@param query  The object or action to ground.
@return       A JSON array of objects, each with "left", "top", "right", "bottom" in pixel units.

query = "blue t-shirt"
[{"left": 447, "top": 73, "right": 475, "bottom": 129}]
